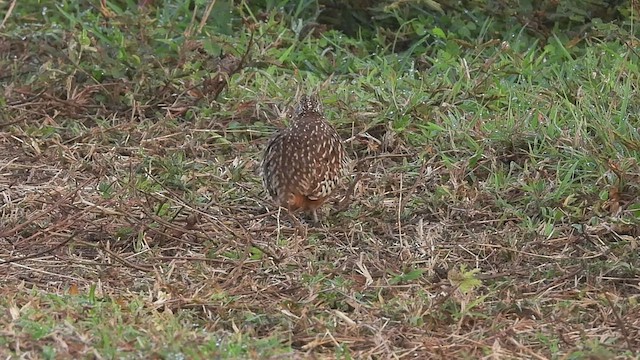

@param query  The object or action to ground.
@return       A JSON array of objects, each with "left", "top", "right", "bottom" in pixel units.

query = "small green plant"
[{"left": 389, "top": 268, "right": 425, "bottom": 284}]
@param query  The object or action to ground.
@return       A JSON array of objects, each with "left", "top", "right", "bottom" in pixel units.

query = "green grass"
[
  {"left": 0, "top": 288, "right": 290, "bottom": 358},
  {"left": 1, "top": 0, "right": 639, "bottom": 358}
]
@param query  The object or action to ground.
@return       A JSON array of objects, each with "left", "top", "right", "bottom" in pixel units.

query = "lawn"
[{"left": 1, "top": 0, "right": 639, "bottom": 359}]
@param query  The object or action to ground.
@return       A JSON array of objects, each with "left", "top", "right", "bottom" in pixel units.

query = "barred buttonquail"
[{"left": 261, "top": 94, "right": 349, "bottom": 223}]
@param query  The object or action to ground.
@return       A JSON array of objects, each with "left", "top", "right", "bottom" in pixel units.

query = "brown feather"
[{"left": 261, "top": 95, "right": 349, "bottom": 221}]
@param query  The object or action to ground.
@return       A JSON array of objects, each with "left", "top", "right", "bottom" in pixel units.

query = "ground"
[{"left": 1, "top": 1, "right": 639, "bottom": 359}]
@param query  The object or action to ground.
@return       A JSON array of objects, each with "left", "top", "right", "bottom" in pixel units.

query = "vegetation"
[{"left": 1, "top": 0, "right": 638, "bottom": 358}]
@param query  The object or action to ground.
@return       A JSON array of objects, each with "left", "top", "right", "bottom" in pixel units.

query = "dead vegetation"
[{"left": 1, "top": 13, "right": 640, "bottom": 360}]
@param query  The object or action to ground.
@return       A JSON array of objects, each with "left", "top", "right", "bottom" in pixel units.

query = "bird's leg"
[{"left": 311, "top": 209, "right": 319, "bottom": 226}]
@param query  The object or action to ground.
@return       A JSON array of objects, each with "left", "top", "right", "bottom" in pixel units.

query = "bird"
[{"left": 261, "top": 94, "right": 349, "bottom": 224}]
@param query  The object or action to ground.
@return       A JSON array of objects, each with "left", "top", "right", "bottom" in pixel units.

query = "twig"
[
  {"left": 397, "top": 172, "right": 404, "bottom": 247},
  {"left": 0, "top": 0, "right": 16, "bottom": 29},
  {"left": 336, "top": 171, "right": 363, "bottom": 212},
  {"left": 0, "top": 233, "right": 77, "bottom": 265},
  {"left": 197, "top": 0, "right": 217, "bottom": 35},
  {"left": 0, "top": 180, "right": 93, "bottom": 241},
  {"left": 148, "top": 256, "right": 231, "bottom": 265},
  {"left": 97, "top": 244, "right": 154, "bottom": 272},
  {"left": 398, "top": 155, "right": 437, "bottom": 212},
  {"left": 335, "top": 152, "right": 417, "bottom": 213},
  {"left": 603, "top": 291, "right": 634, "bottom": 353},
  {"left": 135, "top": 170, "right": 282, "bottom": 263}
]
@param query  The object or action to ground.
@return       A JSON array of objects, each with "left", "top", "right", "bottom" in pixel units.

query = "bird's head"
[{"left": 294, "top": 94, "right": 324, "bottom": 118}]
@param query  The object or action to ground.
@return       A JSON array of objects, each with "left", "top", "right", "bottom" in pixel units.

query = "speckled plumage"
[{"left": 261, "top": 95, "right": 349, "bottom": 222}]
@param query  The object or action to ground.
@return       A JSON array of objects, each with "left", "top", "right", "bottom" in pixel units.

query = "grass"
[{"left": 1, "top": 0, "right": 640, "bottom": 358}]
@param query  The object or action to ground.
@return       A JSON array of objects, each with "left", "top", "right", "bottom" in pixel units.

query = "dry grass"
[{"left": 1, "top": 3, "right": 640, "bottom": 359}]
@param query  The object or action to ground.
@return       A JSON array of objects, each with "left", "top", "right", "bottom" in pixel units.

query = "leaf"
[
  {"left": 389, "top": 268, "right": 426, "bottom": 284},
  {"left": 431, "top": 27, "right": 446, "bottom": 39},
  {"left": 68, "top": 283, "right": 79, "bottom": 296},
  {"left": 448, "top": 265, "right": 481, "bottom": 295},
  {"left": 250, "top": 247, "right": 263, "bottom": 260},
  {"left": 628, "top": 203, "right": 640, "bottom": 219}
]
